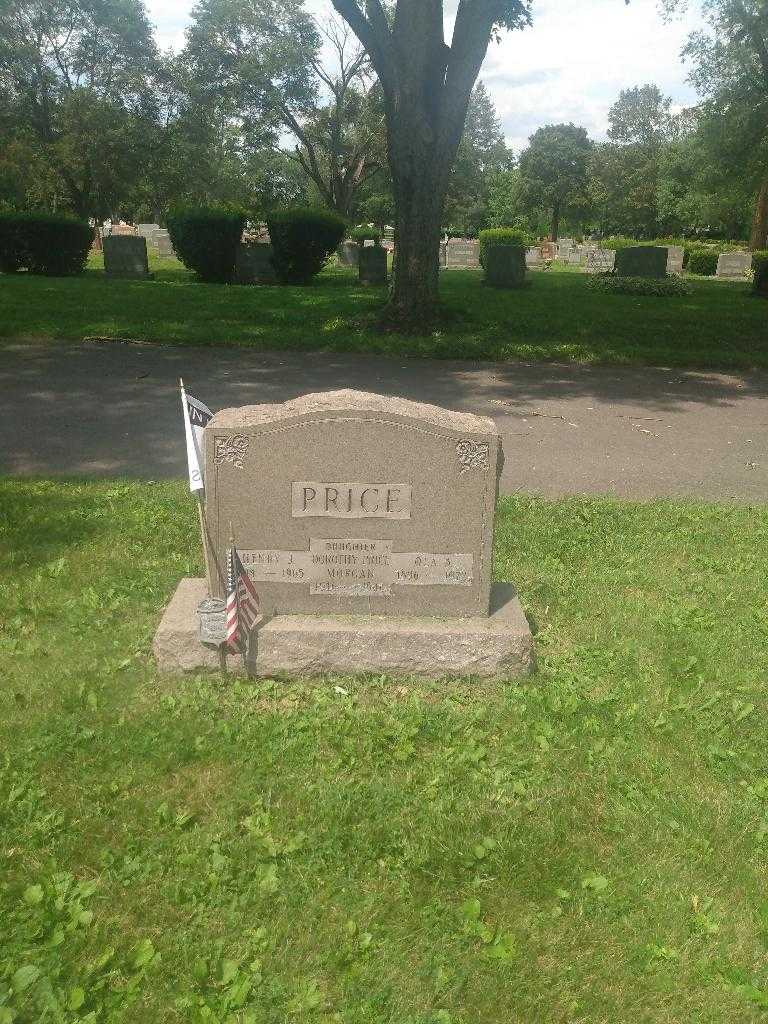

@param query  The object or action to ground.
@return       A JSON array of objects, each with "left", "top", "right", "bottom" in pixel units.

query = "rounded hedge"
[
  {"left": 0, "top": 212, "right": 92, "bottom": 275},
  {"left": 350, "top": 224, "right": 381, "bottom": 244},
  {"left": 0, "top": 212, "right": 26, "bottom": 273},
  {"left": 686, "top": 247, "right": 719, "bottom": 276},
  {"left": 267, "top": 207, "right": 346, "bottom": 284},
  {"left": 752, "top": 250, "right": 768, "bottom": 297},
  {"left": 478, "top": 228, "right": 529, "bottom": 269},
  {"left": 166, "top": 206, "right": 246, "bottom": 283}
]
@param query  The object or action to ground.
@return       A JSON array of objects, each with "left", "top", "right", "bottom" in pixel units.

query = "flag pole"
[
  {"left": 228, "top": 520, "right": 245, "bottom": 672},
  {"left": 180, "top": 377, "right": 214, "bottom": 591}
]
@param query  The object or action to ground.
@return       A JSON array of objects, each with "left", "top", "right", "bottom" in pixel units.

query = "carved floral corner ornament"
[
  {"left": 214, "top": 434, "right": 250, "bottom": 469},
  {"left": 456, "top": 439, "right": 490, "bottom": 474}
]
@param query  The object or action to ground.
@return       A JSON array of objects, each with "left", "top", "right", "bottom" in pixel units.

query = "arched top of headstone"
[{"left": 209, "top": 389, "right": 496, "bottom": 437}]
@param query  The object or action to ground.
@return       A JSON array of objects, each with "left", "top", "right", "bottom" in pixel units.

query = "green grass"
[
  {"left": 3, "top": 478, "right": 768, "bottom": 1022},
  {"left": 0, "top": 253, "right": 765, "bottom": 369}
]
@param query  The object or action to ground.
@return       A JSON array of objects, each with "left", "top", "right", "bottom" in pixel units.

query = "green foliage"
[
  {"left": 686, "top": 247, "right": 719, "bottom": 276},
  {"left": 0, "top": 0, "right": 159, "bottom": 218},
  {"left": 267, "top": 207, "right": 346, "bottom": 284},
  {"left": 752, "top": 251, "right": 768, "bottom": 296},
  {"left": 0, "top": 211, "right": 27, "bottom": 272},
  {"left": 597, "top": 236, "right": 643, "bottom": 250},
  {"left": 587, "top": 274, "right": 692, "bottom": 297},
  {"left": 478, "top": 227, "right": 530, "bottom": 267},
  {"left": 444, "top": 81, "right": 513, "bottom": 237},
  {"left": 519, "top": 123, "right": 593, "bottom": 238},
  {"left": 166, "top": 206, "right": 245, "bottom": 283},
  {"left": 350, "top": 225, "right": 381, "bottom": 244},
  {"left": 362, "top": 194, "right": 394, "bottom": 233},
  {"left": 0, "top": 212, "right": 92, "bottom": 275}
]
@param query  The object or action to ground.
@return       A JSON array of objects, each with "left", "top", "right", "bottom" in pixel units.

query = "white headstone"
[{"left": 716, "top": 252, "right": 751, "bottom": 279}]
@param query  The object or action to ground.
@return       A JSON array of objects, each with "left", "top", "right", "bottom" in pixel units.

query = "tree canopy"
[{"left": 518, "top": 124, "right": 592, "bottom": 240}]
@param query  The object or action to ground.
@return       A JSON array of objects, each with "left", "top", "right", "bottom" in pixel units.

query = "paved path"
[{"left": 2, "top": 341, "right": 767, "bottom": 502}]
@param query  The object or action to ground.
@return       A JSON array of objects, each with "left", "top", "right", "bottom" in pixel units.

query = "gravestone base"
[{"left": 154, "top": 577, "right": 533, "bottom": 681}]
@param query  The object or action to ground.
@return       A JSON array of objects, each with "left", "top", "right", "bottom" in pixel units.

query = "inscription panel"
[
  {"left": 205, "top": 391, "right": 501, "bottom": 617},
  {"left": 239, "top": 540, "right": 474, "bottom": 595},
  {"left": 309, "top": 538, "right": 393, "bottom": 595},
  {"left": 392, "top": 552, "right": 473, "bottom": 586},
  {"left": 292, "top": 481, "right": 412, "bottom": 519}
]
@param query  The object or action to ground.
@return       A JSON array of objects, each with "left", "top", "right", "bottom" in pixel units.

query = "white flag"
[{"left": 180, "top": 380, "right": 213, "bottom": 493}]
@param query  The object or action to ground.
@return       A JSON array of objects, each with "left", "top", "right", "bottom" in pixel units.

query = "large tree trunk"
[
  {"left": 551, "top": 202, "right": 561, "bottom": 242},
  {"left": 389, "top": 168, "right": 444, "bottom": 327},
  {"left": 330, "top": 0, "right": 510, "bottom": 329},
  {"left": 750, "top": 178, "right": 768, "bottom": 250},
  {"left": 385, "top": 86, "right": 449, "bottom": 325}
]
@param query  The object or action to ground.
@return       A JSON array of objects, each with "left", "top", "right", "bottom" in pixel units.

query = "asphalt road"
[{"left": 2, "top": 341, "right": 767, "bottom": 502}]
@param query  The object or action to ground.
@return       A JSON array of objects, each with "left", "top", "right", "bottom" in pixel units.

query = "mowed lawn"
[
  {"left": 2, "top": 478, "right": 768, "bottom": 1022},
  {"left": 0, "top": 254, "right": 766, "bottom": 369}
]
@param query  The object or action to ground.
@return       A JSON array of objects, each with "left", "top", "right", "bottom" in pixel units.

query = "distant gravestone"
[
  {"left": 337, "top": 241, "right": 359, "bottom": 267},
  {"left": 154, "top": 230, "right": 175, "bottom": 258},
  {"left": 153, "top": 390, "right": 533, "bottom": 680},
  {"left": 557, "top": 237, "right": 574, "bottom": 258},
  {"left": 585, "top": 249, "right": 616, "bottom": 274},
  {"left": 103, "top": 235, "right": 152, "bottom": 279},
  {"left": 235, "top": 243, "right": 277, "bottom": 284},
  {"left": 445, "top": 239, "right": 480, "bottom": 269},
  {"left": 359, "top": 245, "right": 387, "bottom": 285},
  {"left": 525, "top": 246, "right": 543, "bottom": 268},
  {"left": 615, "top": 246, "right": 667, "bottom": 278},
  {"left": 666, "top": 245, "right": 684, "bottom": 275},
  {"left": 540, "top": 241, "right": 556, "bottom": 261},
  {"left": 137, "top": 223, "right": 161, "bottom": 244},
  {"left": 716, "top": 251, "right": 751, "bottom": 279},
  {"left": 439, "top": 242, "right": 447, "bottom": 268}
]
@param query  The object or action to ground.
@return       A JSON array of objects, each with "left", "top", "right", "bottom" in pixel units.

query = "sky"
[{"left": 145, "top": 0, "right": 704, "bottom": 153}]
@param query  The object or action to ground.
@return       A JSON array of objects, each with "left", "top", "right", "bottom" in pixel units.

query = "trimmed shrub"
[
  {"left": 166, "top": 206, "right": 245, "bottom": 283},
  {"left": 350, "top": 224, "right": 381, "bottom": 244},
  {"left": 686, "top": 247, "right": 719, "bottom": 276},
  {"left": 0, "top": 212, "right": 26, "bottom": 273},
  {"left": 478, "top": 227, "right": 529, "bottom": 269},
  {"left": 586, "top": 274, "right": 691, "bottom": 297},
  {"left": 0, "top": 213, "right": 92, "bottom": 275},
  {"left": 614, "top": 245, "right": 668, "bottom": 279},
  {"left": 753, "top": 250, "right": 768, "bottom": 297},
  {"left": 267, "top": 207, "right": 346, "bottom": 284}
]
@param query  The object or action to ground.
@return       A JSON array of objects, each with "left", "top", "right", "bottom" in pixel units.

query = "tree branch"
[{"left": 329, "top": 0, "right": 394, "bottom": 91}]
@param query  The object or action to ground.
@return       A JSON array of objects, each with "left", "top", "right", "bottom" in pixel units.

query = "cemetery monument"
[
  {"left": 154, "top": 390, "right": 533, "bottom": 680},
  {"left": 716, "top": 252, "right": 752, "bottom": 279},
  {"left": 103, "top": 234, "right": 153, "bottom": 279}
]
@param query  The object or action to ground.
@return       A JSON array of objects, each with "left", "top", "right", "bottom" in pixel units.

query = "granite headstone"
[
  {"left": 716, "top": 252, "right": 751, "bottom": 279},
  {"left": 666, "top": 245, "right": 684, "bottom": 275},
  {"left": 103, "top": 235, "right": 152, "bottom": 279},
  {"left": 235, "top": 243, "right": 277, "bottom": 284},
  {"left": 153, "top": 390, "right": 533, "bottom": 680}
]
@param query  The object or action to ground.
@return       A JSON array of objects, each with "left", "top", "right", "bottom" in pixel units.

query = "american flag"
[{"left": 226, "top": 546, "right": 260, "bottom": 654}]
